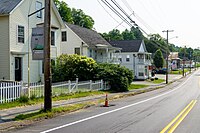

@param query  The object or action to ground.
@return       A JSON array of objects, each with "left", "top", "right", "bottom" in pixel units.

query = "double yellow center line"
[{"left": 160, "top": 100, "right": 197, "bottom": 133}]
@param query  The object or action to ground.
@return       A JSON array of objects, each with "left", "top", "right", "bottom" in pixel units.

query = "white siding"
[
  {"left": 0, "top": 16, "right": 10, "bottom": 80},
  {"left": 61, "top": 26, "right": 86, "bottom": 55},
  {"left": 8, "top": 0, "right": 63, "bottom": 83}
]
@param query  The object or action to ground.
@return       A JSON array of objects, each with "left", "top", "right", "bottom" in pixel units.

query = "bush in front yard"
[
  {"left": 52, "top": 54, "right": 98, "bottom": 82},
  {"left": 96, "top": 63, "right": 133, "bottom": 92}
]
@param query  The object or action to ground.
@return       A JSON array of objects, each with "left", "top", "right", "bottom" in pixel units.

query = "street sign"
[{"left": 31, "top": 27, "right": 44, "bottom": 60}]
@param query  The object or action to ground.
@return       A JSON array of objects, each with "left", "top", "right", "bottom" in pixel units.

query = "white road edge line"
[{"left": 40, "top": 71, "right": 197, "bottom": 133}]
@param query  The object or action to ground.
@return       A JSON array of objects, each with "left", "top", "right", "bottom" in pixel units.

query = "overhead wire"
[
  {"left": 101, "top": 0, "right": 133, "bottom": 27},
  {"left": 97, "top": 0, "right": 127, "bottom": 29},
  {"left": 121, "top": 0, "right": 160, "bottom": 33},
  {"left": 110, "top": 0, "right": 149, "bottom": 36}
]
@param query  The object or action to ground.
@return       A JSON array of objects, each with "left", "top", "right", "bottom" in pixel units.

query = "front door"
[{"left": 15, "top": 57, "right": 22, "bottom": 81}]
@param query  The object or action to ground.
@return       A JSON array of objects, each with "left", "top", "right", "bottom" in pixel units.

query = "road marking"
[
  {"left": 160, "top": 100, "right": 197, "bottom": 133},
  {"left": 160, "top": 100, "right": 194, "bottom": 133},
  {"left": 40, "top": 72, "right": 196, "bottom": 133}
]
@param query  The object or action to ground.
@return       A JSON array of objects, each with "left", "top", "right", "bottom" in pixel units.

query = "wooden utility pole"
[
  {"left": 44, "top": 0, "right": 52, "bottom": 111},
  {"left": 163, "top": 30, "right": 174, "bottom": 84}
]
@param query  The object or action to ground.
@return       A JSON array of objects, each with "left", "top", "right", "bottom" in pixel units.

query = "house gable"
[{"left": 138, "top": 40, "right": 147, "bottom": 53}]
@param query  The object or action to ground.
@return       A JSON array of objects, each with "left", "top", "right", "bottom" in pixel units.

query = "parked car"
[{"left": 156, "top": 68, "right": 167, "bottom": 74}]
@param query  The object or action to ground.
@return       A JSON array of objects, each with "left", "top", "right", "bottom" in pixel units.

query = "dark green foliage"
[
  {"left": 96, "top": 63, "right": 133, "bottom": 92},
  {"left": 153, "top": 49, "right": 164, "bottom": 69},
  {"left": 101, "top": 27, "right": 143, "bottom": 41},
  {"left": 54, "top": 0, "right": 94, "bottom": 29},
  {"left": 18, "top": 96, "right": 29, "bottom": 103},
  {"left": 52, "top": 54, "right": 98, "bottom": 82},
  {"left": 122, "top": 29, "right": 136, "bottom": 40}
]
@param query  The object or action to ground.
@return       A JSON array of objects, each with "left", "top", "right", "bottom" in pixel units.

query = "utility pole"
[
  {"left": 44, "top": 0, "right": 52, "bottom": 111},
  {"left": 189, "top": 51, "right": 192, "bottom": 73},
  {"left": 182, "top": 46, "right": 186, "bottom": 77},
  {"left": 163, "top": 30, "right": 174, "bottom": 84}
]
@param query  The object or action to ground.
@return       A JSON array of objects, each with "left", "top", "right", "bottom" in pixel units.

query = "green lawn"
[
  {"left": 170, "top": 69, "right": 189, "bottom": 75},
  {"left": 0, "top": 91, "right": 106, "bottom": 110},
  {"left": 147, "top": 79, "right": 165, "bottom": 84},
  {"left": 128, "top": 84, "right": 149, "bottom": 90}
]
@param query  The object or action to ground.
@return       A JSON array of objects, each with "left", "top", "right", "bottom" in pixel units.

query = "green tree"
[
  {"left": 54, "top": 0, "right": 73, "bottom": 23},
  {"left": 153, "top": 49, "right": 164, "bottom": 69},
  {"left": 108, "top": 29, "right": 123, "bottom": 40},
  {"left": 54, "top": 0, "right": 94, "bottom": 29},
  {"left": 130, "top": 26, "right": 143, "bottom": 40},
  {"left": 122, "top": 29, "right": 136, "bottom": 40},
  {"left": 71, "top": 8, "right": 94, "bottom": 29}
]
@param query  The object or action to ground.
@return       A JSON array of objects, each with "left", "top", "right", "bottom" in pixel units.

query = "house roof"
[
  {"left": 0, "top": 0, "right": 22, "bottom": 15},
  {"left": 109, "top": 40, "right": 144, "bottom": 52},
  {"left": 66, "top": 23, "right": 112, "bottom": 48}
]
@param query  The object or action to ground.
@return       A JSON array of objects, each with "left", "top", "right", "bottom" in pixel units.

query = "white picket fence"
[
  {"left": 0, "top": 81, "right": 22, "bottom": 104},
  {"left": 0, "top": 79, "right": 109, "bottom": 104},
  {"left": 29, "top": 79, "right": 108, "bottom": 98}
]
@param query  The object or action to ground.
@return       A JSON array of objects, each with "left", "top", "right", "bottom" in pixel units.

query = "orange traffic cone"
[{"left": 104, "top": 94, "right": 109, "bottom": 107}]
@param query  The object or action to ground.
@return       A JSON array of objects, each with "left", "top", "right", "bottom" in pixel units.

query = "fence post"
[
  {"left": 28, "top": 82, "right": 30, "bottom": 98},
  {"left": 0, "top": 83, "right": 1, "bottom": 103},
  {"left": 20, "top": 81, "right": 23, "bottom": 97},
  {"left": 76, "top": 78, "right": 78, "bottom": 90},
  {"left": 68, "top": 80, "right": 71, "bottom": 93},
  {"left": 90, "top": 80, "right": 92, "bottom": 90},
  {"left": 101, "top": 79, "right": 103, "bottom": 90}
]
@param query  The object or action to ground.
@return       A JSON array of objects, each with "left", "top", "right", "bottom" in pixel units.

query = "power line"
[
  {"left": 110, "top": 0, "right": 149, "bottom": 36},
  {"left": 97, "top": 0, "right": 127, "bottom": 29},
  {"left": 120, "top": 0, "right": 156, "bottom": 33},
  {"left": 101, "top": 0, "right": 133, "bottom": 27},
  {"left": 113, "top": 12, "right": 134, "bottom": 29}
]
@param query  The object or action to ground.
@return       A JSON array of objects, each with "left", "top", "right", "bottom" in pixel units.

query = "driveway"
[{"left": 132, "top": 74, "right": 182, "bottom": 86}]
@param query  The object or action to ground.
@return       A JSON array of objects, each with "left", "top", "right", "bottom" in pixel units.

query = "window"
[
  {"left": 18, "top": 26, "right": 24, "bottom": 43},
  {"left": 139, "top": 72, "right": 144, "bottom": 76},
  {"left": 118, "top": 55, "right": 122, "bottom": 62},
  {"left": 61, "top": 31, "right": 67, "bottom": 41},
  {"left": 75, "top": 48, "right": 80, "bottom": 55},
  {"left": 51, "top": 31, "right": 55, "bottom": 46},
  {"left": 126, "top": 55, "right": 130, "bottom": 62},
  {"left": 36, "top": 1, "right": 42, "bottom": 18},
  {"left": 89, "top": 49, "right": 92, "bottom": 57}
]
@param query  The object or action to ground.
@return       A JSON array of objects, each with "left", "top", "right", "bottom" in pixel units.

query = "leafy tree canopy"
[
  {"left": 54, "top": 0, "right": 94, "bottom": 29},
  {"left": 153, "top": 49, "right": 164, "bottom": 69}
]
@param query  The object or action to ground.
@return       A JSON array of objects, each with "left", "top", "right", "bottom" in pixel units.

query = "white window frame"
[
  {"left": 126, "top": 55, "right": 130, "bottom": 62},
  {"left": 17, "top": 25, "right": 25, "bottom": 44},
  {"left": 36, "top": 1, "right": 42, "bottom": 18},
  {"left": 61, "top": 31, "right": 67, "bottom": 42},
  {"left": 51, "top": 31, "right": 56, "bottom": 46}
]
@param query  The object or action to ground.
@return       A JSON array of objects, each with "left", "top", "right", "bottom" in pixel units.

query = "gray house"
[{"left": 110, "top": 40, "right": 152, "bottom": 80}]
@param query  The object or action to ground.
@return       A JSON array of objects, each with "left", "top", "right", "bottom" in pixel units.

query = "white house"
[
  {"left": 0, "top": 0, "right": 119, "bottom": 83},
  {"left": 64, "top": 23, "right": 119, "bottom": 63},
  {"left": 110, "top": 40, "right": 152, "bottom": 80}
]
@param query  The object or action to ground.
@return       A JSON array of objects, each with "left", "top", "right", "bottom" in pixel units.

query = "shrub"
[
  {"left": 96, "top": 63, "right": 133, "bottom": 92},
  {"left": 18, "top": 96, "right": 29, "bottom": 103},
  {"left": 52, "top": 54, "right": 98, "bottom": 82}
]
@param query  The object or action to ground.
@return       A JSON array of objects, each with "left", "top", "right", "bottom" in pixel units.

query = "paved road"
[{"left": 7, "top": 69, "right": 200, "bottom": 133}]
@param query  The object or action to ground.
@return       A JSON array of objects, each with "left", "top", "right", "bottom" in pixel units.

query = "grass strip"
[
  {"left": 13, "top": 102, "right": 94, "bottom": 121},
  {"left": 0, "top": 91, "right": 106, "bottom": 110},
  {"left": 128, "top": 84, "right": 149, "bottom": 90}
]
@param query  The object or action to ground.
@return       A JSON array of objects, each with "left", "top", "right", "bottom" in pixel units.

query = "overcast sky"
[{"left": 64, "top": 0, "right": 200, "bottom": 49}]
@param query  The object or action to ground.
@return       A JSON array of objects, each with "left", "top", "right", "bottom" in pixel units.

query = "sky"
[{"left": 64, "top": 0, "right": 200, "bottom": 49}]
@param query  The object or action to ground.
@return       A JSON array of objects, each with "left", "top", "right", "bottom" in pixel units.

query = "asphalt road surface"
[{"left": 8, "top": 69, "right": 200, "bottom": 133}]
